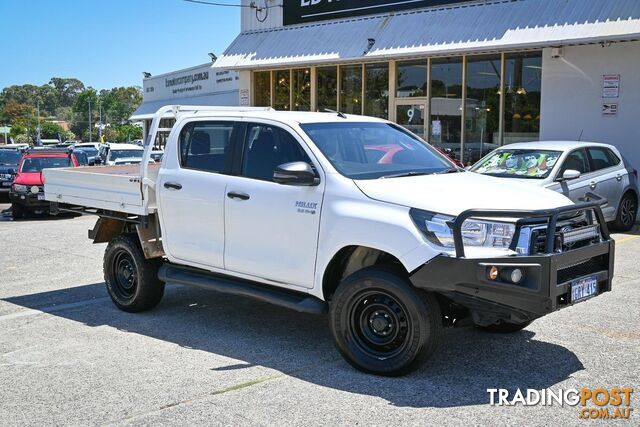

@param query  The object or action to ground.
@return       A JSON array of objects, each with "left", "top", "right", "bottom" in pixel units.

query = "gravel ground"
[{"left": 0, "top": 201, "right": 638, "bottom": 426}]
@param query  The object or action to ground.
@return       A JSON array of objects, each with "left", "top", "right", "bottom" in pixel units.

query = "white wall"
[
  {"left": 241, "top": 0, "right": 283, "bottom": 31},
  {"left": 541, "top": 41, "right": 640, "bottom": 170}
]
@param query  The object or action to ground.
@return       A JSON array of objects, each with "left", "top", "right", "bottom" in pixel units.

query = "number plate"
[
  {"left": 1, "top": 181, "right": 11, "bottom": 187},
  {"left": 37, "top": 194, "right": 45, "bottom": 201},
  {"left": 570, "top": 275, "right": 598, "bottom": 303}
]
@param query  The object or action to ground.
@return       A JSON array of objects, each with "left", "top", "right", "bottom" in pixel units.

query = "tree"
[
  {"left": 50, "top": 78, "right": 85, "bottom": 107},
  {"left": 99, "top": 86, "right": 143, "bottom": 125},
  {"left": 39, "top": 121, "right": 65, "bottom": 140}
]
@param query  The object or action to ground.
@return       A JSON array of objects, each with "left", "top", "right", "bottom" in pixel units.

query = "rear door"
[
  {"left": 585, "top": 147, "right": 625, "bottom": 219},
  {"left": 157, "top": 119, "right": 237, "bottom": 269},
  {"left": 223, "top": 121, "right": 324, "bottom": 288}
]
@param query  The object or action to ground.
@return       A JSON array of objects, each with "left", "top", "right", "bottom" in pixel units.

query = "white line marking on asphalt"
[{"left": 0, "top": 297, "right": 110, "bottom": 322}]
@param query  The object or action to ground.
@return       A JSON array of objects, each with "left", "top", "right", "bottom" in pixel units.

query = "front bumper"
[
  {"left": 10, "top": 191, "right": 50, "bottom": 210},
  {"left": 410, "top": 202, "right": 614, "bottom": 324}
]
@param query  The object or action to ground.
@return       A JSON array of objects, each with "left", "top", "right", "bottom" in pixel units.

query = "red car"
[{"left": 10, "top": 148, "right": 79, "bottom": 219}]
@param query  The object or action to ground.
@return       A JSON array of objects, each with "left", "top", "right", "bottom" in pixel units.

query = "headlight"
[
  {"left": 12, "top": 184, "right": 28, "bottom": 193},
  {"left": 410, "top": 209, "right": 516, "bottom": 249}
]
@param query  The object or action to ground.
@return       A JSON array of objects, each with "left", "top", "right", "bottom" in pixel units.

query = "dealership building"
[{"left": 206, "top": 0, "right": 640, "bottom": 167}]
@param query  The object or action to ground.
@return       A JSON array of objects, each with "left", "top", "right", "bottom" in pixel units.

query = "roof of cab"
[{"left": 179, "top": 110, "right": 388, "bottom": 125}]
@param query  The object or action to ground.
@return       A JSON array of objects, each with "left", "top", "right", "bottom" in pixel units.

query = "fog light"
[
  {"left": 488, "top": 266, "right": 499, "bottom": 280},
  {"left": 30, "top": 185, "right": 39, "bottom": 194},
  {"left": 510, "top": 268, "right": 523, "bottom": 283}
]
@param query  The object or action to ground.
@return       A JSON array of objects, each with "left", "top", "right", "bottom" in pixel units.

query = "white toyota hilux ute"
[{"left": 45, "top": 106, "right": 615, "bottom": 376}]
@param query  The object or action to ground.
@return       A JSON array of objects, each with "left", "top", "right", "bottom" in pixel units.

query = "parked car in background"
[
  {"left": 99, "top": 143, "right": 144, "bottom": 166},
  {"left": 72, "top": 143, "right": 101, "bottom": 166},
  {"left": 470, "top": 141, "right": 638, "bottom": 231},
  {"left": 150, "top": 150, "right": 164, "bottom": 163},
  {"left": 10, "top": 148, "right": 79, "bottom": 219},
  {"left": 0, "top": 146, "right": 24, "bottom": 197}
]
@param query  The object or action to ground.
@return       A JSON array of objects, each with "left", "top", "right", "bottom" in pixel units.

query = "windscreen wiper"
[
  {"left": 434, "top": 168, "right": 460, "bottom": 174},
  {"left": 380, "top": 171, "right": 430, "bottom": 179}
]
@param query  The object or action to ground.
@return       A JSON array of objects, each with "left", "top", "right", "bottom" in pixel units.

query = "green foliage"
[
  {"left": 39, "top": 121, "right": 65, "bottom": 140},
  {"left": 1, "top": 77, "right": 143, "bottom": 142}
]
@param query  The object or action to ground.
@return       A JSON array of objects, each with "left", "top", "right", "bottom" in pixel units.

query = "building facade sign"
[
  {"left": 284, "top": 0, "right": 474, "bottom": 26},
  {"left": 142, "top": 63, "right": 239, "bottom": 103}
]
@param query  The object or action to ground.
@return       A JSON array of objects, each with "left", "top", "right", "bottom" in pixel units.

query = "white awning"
[
  {"left": 130, "top": 91, "right": 239, "bottom": 120},
  {"left": 216, "top": 0, "right": 640, "bottom": 70}
]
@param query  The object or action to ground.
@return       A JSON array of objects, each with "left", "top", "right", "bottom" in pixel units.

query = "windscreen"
[
  {"left": 0, "top": 150, "right": 21, "bottom": 165},
  {"left": 110, "top": 150, "right": 143, "bottom": 160},
  {"left": 300, "top": 122, "right": 453, "bottom": 180},
  {"left": 20, "top": 156, "right": 72, "bottom": 172},
  {"left": 471, "top": 149, "right": 562, "bottom": 179}
]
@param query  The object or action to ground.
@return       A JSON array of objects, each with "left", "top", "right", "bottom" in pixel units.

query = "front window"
[
  {"left": 0, "top": 150, "right": 21, "bottom": 165},
  {"left": 471, "top": 149, "right": 562, "bottom": 179},
  {"left": 300, "top": 122, "right": 453, "bottom": 180},
  {"left": 110, "top": 150, "right": 143, "bottom": 161},
  {"left": 20, "top": 156, "right": 72, "bottom": 172}
]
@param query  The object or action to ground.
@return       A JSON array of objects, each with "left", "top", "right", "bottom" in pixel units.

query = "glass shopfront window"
[
  {"left": 253, "top": 71, "right": 271, "bottom": 107},
  {"left": 274, "top": 69, "right": 290, "bottom": 110},
  {"left": 504, "top": 52, "right": 542, "bottom": 145},
  {"left": 430, "top": 57, "right": 463, "bottom": 160},
  {"left": 317, "top": 66, "right": 338, "bottom": 111},
  {"left": 396, "top": 103, "right": 425, "bottom": 138},
  {"left": 465, "top": 55, "right": 501, "bottom": 164},
  {"left": 292, "top": 68, "right": 311, "bottom": 111},
  {"left": 340, "top": 65, "right": 362, "bottom": 114},
  {"left": 365, "top": 63, "right": 389, "bottom": 119},
  {"left": 397, "top": 60, "right": 428, "bottom": 97}
]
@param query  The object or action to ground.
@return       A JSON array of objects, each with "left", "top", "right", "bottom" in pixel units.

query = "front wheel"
[
  {"left": 329, "top": 266, "right": 442, "bottom": 376},
  {"left": 103, "top": 234, "right": 165, "bottom": 312}
]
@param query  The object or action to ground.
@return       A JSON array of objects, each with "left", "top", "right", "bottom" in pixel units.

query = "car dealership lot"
[{"left": 0, "top": 202, "right": 638, "bottom": 426}]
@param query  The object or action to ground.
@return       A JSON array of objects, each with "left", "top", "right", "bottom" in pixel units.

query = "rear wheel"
[
  {"left": 103, "top": 234, "right": 164, "bottom": 312},
  {"left": 329, "top": 266, "right": 442, "bottom": 376},
  {"left": 478, "top": 320, "right": 531, "bottom": 334},
  {"left": 612, "top": 193, "right": 637, "bottom": 232}
]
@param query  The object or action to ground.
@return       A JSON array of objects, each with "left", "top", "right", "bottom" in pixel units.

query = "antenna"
[
  {"left": 578, "top": 129, "right": 584, "bottom": 141},
  {"left": 322, "top": 108, "right": 347, "bottom": 119}
]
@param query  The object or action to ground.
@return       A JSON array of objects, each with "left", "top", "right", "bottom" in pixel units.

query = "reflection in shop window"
[
  {"left": 274, "top": 70, "right": 290, "bottom": 110},
  {"left": 253, "top": 71, "right": 271, "bottom": 107},
  {"left": 504, "top": 52, "right": 542, "bottom": 144},
  {"left": 365, "top": 63, "right": 389, "bottom": 119},
  {"left": 340, "top": 65, "right": 362, "bottom": 115},
  {"left": 430, "top": 57, "right": 463, "bottom": 160},
  {"left": 465, "top": 55, "right": 501, "bottom": 165},
  {"left": 396, "top": 60, "right": 428, "bottom": 97},
  {"left": 317, "top": 67, "right": 338, "bottom": 111},
  {"left": 292, "top": 68, "right": 311, "bottom": 111}
]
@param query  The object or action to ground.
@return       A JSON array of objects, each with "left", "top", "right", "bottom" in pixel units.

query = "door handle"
[
  {"left": 227, "top": 191, "right": 250, "bottom": 201},
  {"left": 164, "top": 182, "right": 182, "bottom": 190},
  {"left": 589, "top": 181, "right": 597, "bottom": 190},
  {"left": 616, "top": 174, "right": 623, "bottom": 182}
]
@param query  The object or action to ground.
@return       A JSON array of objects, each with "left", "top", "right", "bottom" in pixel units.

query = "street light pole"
[
  {"left": 88, "top": 97, "right": 92, "bottom": 142},
  {"left": 37, "top": 100, "right": 41, "bottom": 146}
]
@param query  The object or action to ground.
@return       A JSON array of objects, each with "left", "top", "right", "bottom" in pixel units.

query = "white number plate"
[
  {"left": 37, "top": 194, "right": 45, "bottom": 201},
  {"left": 2, "top": 181, "right": 11, "bottom": 187},
  {"left": 571, "top": 275, "right": 598, "bottom": 303}
]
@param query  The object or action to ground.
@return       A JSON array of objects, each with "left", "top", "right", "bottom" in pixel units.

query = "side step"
[{"left": 158, "top": 264, "right": 327, "bottom": 315}]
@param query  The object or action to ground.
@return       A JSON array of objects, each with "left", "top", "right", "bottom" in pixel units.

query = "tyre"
[
  {"left": 11, "top": 203, "right": 25, "bottom": 220},
  {"left": 612, "top": 192, "right": 637, "bottom": 232},
  {"left": 329, "top": 266, "right": 442, "bottom": 376},
  {"left": 478, "top": 321, "right": 531, "bottom": 334},
  {"left": 103, "top": 234, "right": 165, "bottom": 312}
]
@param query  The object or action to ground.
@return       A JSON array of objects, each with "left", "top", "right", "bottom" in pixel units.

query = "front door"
[
  {"left": 549, "top": 148, "right": 593, "bottom": 203},
  {"left": 157, "top": 120, "right": 236, "bottom": 269},
  {"left": 223, "top": 121, "right": 324, "bottom": 288}
]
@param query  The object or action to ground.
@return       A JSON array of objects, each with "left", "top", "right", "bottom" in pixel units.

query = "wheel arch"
[{"left": 322, "top": 245, "right": 407, "bottom": 301}]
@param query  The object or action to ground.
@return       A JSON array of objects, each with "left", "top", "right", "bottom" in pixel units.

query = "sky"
[{"left": 0, "top": 0, "right": 240, "bottom": 90}]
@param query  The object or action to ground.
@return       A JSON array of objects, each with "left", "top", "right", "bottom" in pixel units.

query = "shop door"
[{"left": 395, "top": 101, "right": 427, "bottom": 141}]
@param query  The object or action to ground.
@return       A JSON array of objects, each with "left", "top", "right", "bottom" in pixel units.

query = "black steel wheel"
[
  {"left": 612, "top": 192, "right": 637, "bottom": 232},
  {"left": 103, "top": 234, "right": 164, "bottom": 312},
  {"left": 330, "top": 266, "right": 442, "bottom": 376}
]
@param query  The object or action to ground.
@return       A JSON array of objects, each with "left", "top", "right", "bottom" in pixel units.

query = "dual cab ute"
[{"left": 44, "top": 106, "right": 614, "bottom": 375}]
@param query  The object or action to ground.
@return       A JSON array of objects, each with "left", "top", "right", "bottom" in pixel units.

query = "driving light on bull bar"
[
  {"left": 510, "top": 268, "right": 523, "bottom": 283},
  {"left": 30, "top": 185, "right": 39, "bottom": 194}
]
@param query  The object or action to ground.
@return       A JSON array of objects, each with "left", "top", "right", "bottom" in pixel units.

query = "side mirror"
[
  {"left": 560, "top": 169, "right": 581, "bottom": 181},
  {"left": 273, "top": 162, "right": 320, "bottom": 186}
]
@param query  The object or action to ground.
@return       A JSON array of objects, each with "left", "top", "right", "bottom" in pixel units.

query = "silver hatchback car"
[{"left": 470, "top": 141, "right": 639, "bottom": 231}]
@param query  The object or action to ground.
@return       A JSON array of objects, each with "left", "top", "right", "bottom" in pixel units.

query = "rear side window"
[
  {"left": 241, "top": 124, "right": 311, "bottom": 182},
  {"left": 179, "top": 121, "right": 235, "bottom": 173},
  {"left": 587, "top": 147, "right": 620, "bottom": 171}
]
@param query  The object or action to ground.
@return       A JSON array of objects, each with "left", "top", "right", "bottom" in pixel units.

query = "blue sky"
[{"left": 0, "top": 0, "right": 240, "bottom": 90}]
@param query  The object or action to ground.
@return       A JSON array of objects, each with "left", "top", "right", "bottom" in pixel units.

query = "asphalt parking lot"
[{"left": 0, "top": 200, "right": 638, "bottom": 426}]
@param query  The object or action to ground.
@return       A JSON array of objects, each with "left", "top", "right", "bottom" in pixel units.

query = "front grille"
[
  {"left": 528, "top": 216, "right": 600, "bottom": 255},
  {"left": 556, "top": 255, "right": 608, "bottom": 284}
]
